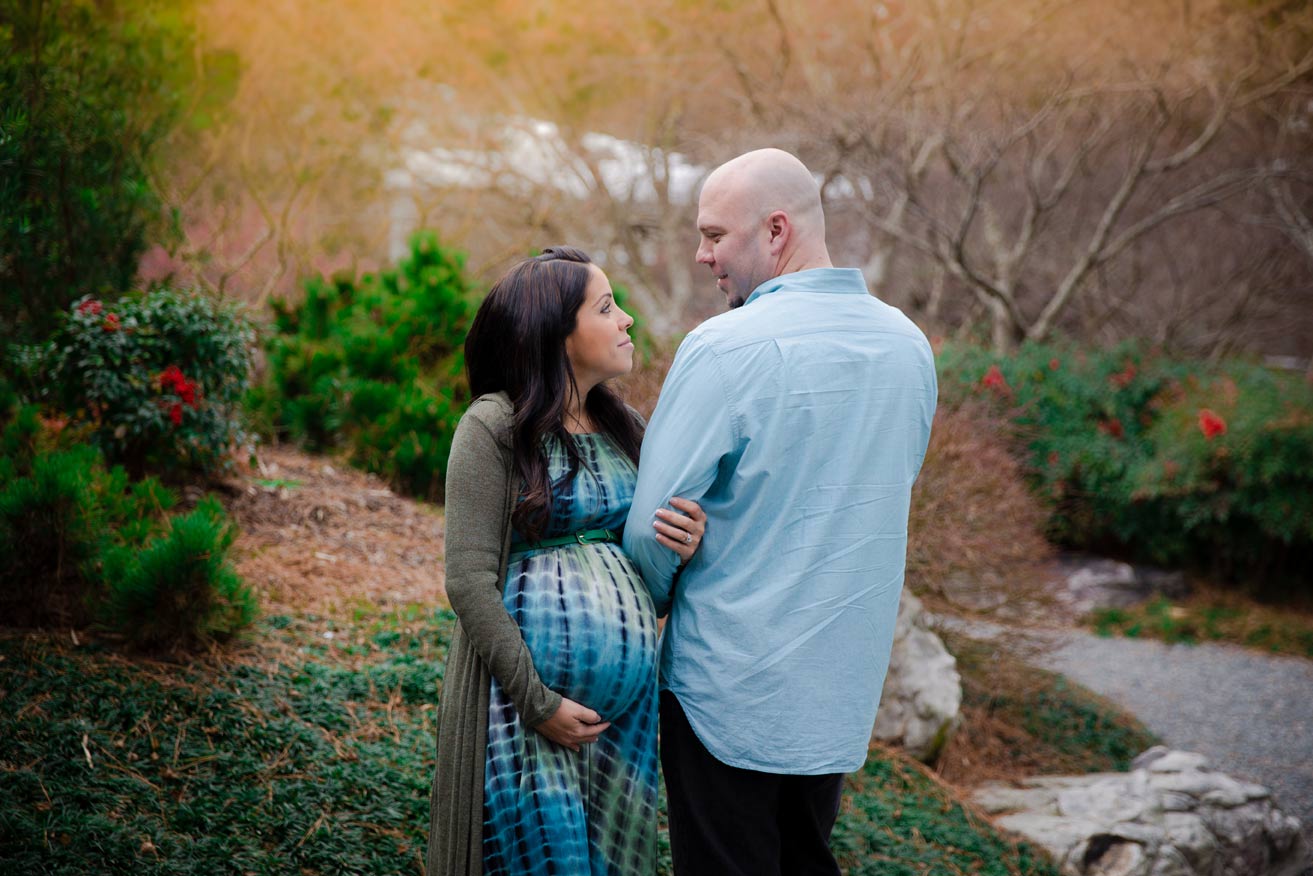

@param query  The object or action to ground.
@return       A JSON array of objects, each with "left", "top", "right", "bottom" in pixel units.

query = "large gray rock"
[
  {"left": 973, "top": 747, "right": 1310, "bottom": 876},
  {"left": 1057, "top": 556, "right": 1189, "bottom": 615},
  {"left": 872, "top": 590, "right": 962, "bottom": 762}
]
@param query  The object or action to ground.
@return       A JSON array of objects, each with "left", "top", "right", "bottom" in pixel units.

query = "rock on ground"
[
  {"left": 1039, "top": 632, "right": 1313, "bottom": 851},
  {"left": 873, "top": 589, "right": 962, "bottom": 762},
  {"left": 973, "top": 746, "right": 1311, "bottom": 876}
]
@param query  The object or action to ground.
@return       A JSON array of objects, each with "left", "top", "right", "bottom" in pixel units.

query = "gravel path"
[{"left": 1038, "top": 631, "right": 1313, "bottom": 843}]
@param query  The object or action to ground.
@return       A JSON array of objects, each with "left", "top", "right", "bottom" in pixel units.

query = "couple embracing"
[{"left": 426, "top": 149, "right": 938, "bottom": 875}]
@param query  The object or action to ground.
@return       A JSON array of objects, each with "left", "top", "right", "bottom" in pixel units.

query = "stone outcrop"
[
  {"left": 1057, "top": 556, "right": 1190, "bottom": 615},
  {"left": 873, "top": 589, "right": 962, "bottom": 762},
  {"left": 973, "top": 747, "right": 1311, "bottom": 876}
]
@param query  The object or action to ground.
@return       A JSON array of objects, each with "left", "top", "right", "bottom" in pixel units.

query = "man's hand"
[{"left": 534, "top": 697, "right": 611, "bottom": 751}]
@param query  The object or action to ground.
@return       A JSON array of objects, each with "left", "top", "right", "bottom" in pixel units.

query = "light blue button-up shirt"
[{"left": 623, "top": 267, "right": 937, "bottom": 774}]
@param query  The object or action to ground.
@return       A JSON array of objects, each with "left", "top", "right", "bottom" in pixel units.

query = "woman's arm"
[{"left": 443, "top": 409, "right": 562, "bottom": 727}]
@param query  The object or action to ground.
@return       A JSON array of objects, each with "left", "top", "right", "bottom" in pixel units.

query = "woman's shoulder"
[{"left": 461, "top": 392, "right": 514, "bottom": 444}]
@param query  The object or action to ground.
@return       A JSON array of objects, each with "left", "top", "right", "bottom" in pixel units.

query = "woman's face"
[{"left": 564, "top": 264, "right": 635, "bottom": 390}]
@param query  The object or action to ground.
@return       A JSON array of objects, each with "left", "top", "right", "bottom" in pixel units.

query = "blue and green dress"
[{"left": 483, "top": 433, "right": 659, "bottom": 875}]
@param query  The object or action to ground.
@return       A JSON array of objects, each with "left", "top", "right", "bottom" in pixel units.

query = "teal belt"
[{"left": 509, "top": 528, "right": 619, "bottom": 557}]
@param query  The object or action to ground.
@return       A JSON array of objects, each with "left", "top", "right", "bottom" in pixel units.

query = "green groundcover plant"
[
  {"left": 0, "top": 610, "right": 1058, "bottom": 876},
  {"left": 936, "top": 341, "right": 1313, "bottom": 592}
]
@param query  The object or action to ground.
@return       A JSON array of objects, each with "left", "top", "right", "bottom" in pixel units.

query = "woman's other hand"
[
  {"left": 654, "top": 497, "right": 707, "bottom": 564},
  {"left": 534, "top": 697, "right": 611, "bottom": 751}
]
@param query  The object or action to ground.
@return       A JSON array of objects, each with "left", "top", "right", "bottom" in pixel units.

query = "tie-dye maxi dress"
[{"left": 483, "top": 433, "right": 659, "bottom": 875}]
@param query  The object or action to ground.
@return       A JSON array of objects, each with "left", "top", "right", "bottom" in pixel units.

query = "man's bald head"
[
  {"left": 695, "top": 148, "right": 832, "bottom": 308},
  {"left": 701, "top": 148, "right": 826, "bottom": 244}
]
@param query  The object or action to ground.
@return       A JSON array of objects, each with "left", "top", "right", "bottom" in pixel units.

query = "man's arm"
[{"left": 624, "top": 333, "right": 737, "bottom": 616}]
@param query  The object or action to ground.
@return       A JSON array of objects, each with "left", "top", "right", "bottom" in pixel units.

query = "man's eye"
[{"left": 602, "top": 305, "right": 611, "bottom": 313}]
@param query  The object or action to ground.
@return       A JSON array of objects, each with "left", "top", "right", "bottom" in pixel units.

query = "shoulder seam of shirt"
[{"left": 684, "top": 332, "right": 744, "bottom": 447}]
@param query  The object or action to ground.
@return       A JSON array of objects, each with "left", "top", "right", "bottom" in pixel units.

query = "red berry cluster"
[{"left": 158, "top": 365, "right": 200, "bottom": 427}]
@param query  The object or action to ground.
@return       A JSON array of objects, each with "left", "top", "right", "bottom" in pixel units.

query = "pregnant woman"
[{"left": 426, "top": 247, "right": 705, "bottom": 875}]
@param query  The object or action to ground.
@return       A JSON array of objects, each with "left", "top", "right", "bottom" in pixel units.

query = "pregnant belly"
[{"left": 503, "top": 544, "right": 658, "bottom": 718}]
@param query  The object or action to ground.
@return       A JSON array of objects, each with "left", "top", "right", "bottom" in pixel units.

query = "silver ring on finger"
[{"left": 683, "top": 532, "right": 692, "bottom": 545}]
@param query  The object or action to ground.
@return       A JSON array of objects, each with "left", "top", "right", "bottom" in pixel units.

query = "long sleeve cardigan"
[{"left": 426, "top": 393, "right": 563, "bottom": 876}]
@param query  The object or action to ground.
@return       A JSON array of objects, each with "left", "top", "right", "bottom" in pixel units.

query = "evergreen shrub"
[
  {"left": 0, "top": 442, "right": 107, "bottom": 626},
  {"left": 100, "top": 496, "right": 256, "bottom": 650},
  {"left": 0, "top": 394, "right": 252, "bottom": 645},
  {"left": 937, "top": 341, "right": 1313, "bottom": 591},
  {"left": 257, "top": 231, "right": 476, "bottom": 500}
]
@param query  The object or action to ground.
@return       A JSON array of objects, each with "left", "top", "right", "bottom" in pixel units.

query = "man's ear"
[{"left": 766, "top": 211, "right": 790, "bottom": 254}]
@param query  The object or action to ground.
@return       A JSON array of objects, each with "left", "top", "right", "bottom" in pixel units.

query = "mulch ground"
[{"left": 216, "top": 445, "right": 448, "bottom": 618}]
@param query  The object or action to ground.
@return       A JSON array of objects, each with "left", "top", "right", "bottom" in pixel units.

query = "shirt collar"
[{"left": 743, "top": 268, "right": 868, "bottom": 307}]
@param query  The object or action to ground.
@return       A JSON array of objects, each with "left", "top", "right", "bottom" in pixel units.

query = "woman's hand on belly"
[{"left": 533, "top": 696, "right": 611, "bottom": 751}]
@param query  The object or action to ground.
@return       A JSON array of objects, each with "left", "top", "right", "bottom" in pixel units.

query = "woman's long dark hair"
[{"left": 465, "top": 246, "right": 642, "bottom": 542}]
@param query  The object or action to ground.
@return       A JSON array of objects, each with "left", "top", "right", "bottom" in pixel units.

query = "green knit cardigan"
[{"left": 425, "top": 393, "right": 563, "bottom": 876}]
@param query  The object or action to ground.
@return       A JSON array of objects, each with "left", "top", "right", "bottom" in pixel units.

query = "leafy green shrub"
[
  {"left": 937, "top": 341, "right": 1313, "bottom": 590},
  {"left": 1125, "top": 367, "right": 1313, "bottom": 574},
  {"left": 259, "top": 231, "right": 475, "bottom": 499},
  {"left": 100, "top": 496, "right": 256, "bottom": 650},
  {"left": 48, "top": 288, "right": 255, "bottom": 476}
]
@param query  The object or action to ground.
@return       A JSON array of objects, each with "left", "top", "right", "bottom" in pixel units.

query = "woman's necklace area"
[{"left": 564, "top": 407, "right": 596, "bottom": 435}]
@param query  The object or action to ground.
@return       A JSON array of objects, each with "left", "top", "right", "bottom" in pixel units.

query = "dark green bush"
[
  {"left": 0, "top": 401, "right": 250, "bottom": 646},
  {"left": 48, "top": 288, "right": 255, "bottom": 476},
  {"left": 258, "top": 231, "right": 476, "bottom": 500},
  {"left": 100, "top": 496, "right": 256, "bottom": 650},
  {"left": 937, "top": 341, "right": 1313, "bottom": 590},
  {"left": 1124, "top": 366, "right": 1313, "bottom": 579},
  {"left": 0, "top": 0, "right": 210, "bottom": 341},
  {"left": 0, "top": 442, "right": 108, "bottom": 626}
]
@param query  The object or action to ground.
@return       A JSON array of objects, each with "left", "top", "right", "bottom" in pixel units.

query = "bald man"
[{"left": 623, "top": 149, "right": 937, "bottom": 875}]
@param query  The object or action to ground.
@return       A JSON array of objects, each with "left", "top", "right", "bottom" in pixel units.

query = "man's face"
[{"left": 695, "top": 181, "right": 772, "bottom": 310}]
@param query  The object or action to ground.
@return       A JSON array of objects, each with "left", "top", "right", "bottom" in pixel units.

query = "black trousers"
[{"left": 659, "top": 691, "right": 845, "bottom": 876}]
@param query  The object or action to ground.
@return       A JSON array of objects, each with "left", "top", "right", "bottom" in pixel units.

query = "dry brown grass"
[{"left": 907, "top": 402, "right": 1055, "bottom": 617}]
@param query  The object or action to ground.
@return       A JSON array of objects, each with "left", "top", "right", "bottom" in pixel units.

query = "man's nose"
[{"left": 695, "top": 241, "right": 712, "bottom": 264}]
